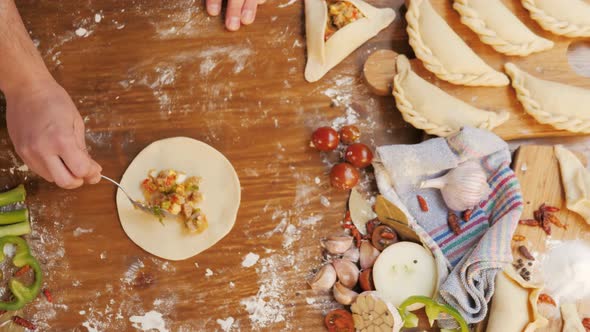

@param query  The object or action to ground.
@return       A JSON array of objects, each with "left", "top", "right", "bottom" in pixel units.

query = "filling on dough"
[
  {"left": 325, "top": 1, "right": 365, "bottom": 41},
  {"left": 141, "top": 169, "right": 208, "bottom": 233}
]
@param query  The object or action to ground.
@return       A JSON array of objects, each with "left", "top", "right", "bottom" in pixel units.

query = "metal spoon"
[{"left": 101, "top": 175, "right": 167, "bottom": 218}]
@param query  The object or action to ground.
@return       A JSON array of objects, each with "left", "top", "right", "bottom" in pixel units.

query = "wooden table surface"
[
  {"left": 1, "top": 1, "right": 588, "bottom": 331},
  {"left": 0, "top": 0, "right": 419, "bottom": 331}
]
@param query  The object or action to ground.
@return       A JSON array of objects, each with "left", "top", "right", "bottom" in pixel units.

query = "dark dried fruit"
[
  {"left": 448, "top": 211, "right": 461, "bottom": 235},
  {"left": 371, "top": 225, "right": 398, "bottom": 251},
  {"left": 518, "top": 245, "right": 535, "bottom": 261},
  {"left": 359, "top": 268, "right": 375, "bottom": 291}
]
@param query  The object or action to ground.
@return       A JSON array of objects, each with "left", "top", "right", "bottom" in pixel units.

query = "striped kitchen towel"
[{"left": 373, "top": 127, "right": 523, "bottom": 324}]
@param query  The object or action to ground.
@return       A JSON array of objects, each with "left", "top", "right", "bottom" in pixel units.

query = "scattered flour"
[
  {"left": 542, "top": 240, "right": 590, "bottom": 303},
  {"left": 320, "top": 196, "right": 331, "bottom": 207},
  {"left": 129, "top": 311, "right": 169, "bottom": 332},
  {"left": 282, "top": 224, "right": 300, "bottom": 249},
  {"left": 300, "top": 214, "right": 323, "bottom": 226},
  {"left": 205, "top": 268, "right": 214, "bottom": 277},
  {"left": 73, "top": 227, "right": 94, "bottom": 237},
  {"left": 242, "top": 252, "right": 260, "bottom": 268},
  {"left": 277, "top": 0, "right": 298, "bottom": 8},
  {"left": 216, "top": 317, "right": 235, "bottom": 332},
  {"left": 122, "top": 259, "right": 145, "bottom": 284},
  {"left": 94, "top": 13, "right": 102, "bottom": 23},
  {"left": 75, "top": 27, "right": 89, "bottom": 37}
]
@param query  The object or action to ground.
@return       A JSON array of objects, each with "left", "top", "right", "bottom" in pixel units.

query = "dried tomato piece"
[
  {"left": 538, "top": 293, "right": 556, "bottom": 306},
  {"left": 324, "top": 309, "right": 354, "bottom": 332},
  {"left": 462, "top": 209, "right": 473, "bottom": 222},
  {"left": 43, "top": 289, "right": 53, "bottom": 303},
  {"left": 448, "top": 211, "right": 461, "bottom": 235},
  {"left": 519, "top": 219, "right": 540, "bottom": 226},
  {"left": 12, "top": 316, "right": 35, "bottom": 330},
  {"left": 416, "top": 195, "right": 429, "bottom": 212}
]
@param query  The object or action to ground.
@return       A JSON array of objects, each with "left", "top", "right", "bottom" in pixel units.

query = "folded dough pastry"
[
  {"left": 487, "top": 268, "right": 548, "bottom": 332},
  {"left": 405, "top": 0, "right": 509, "bottom": 87},
  {"left": 561, "top": 303, "right": 586, "bottom": 332},
  {"left": 304, "top": 0, "right": 395, "bottom": 82},
  {"left": 392, "top": 55, "right": 509, "bottom": 137},
  {"left": 505, "top": 63, "right": 590, "bottom": 133},
  {"left": 453, "top": 0, "right": 553, "bottom": 56},
  {"left": 522, "top": 0, "right": 590, "bottom": 38},
  {"left": 555, "top": 145, "right": 590, "bottom": 225}
]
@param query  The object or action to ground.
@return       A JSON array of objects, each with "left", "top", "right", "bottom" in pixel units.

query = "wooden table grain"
[{"left": 0, "top": 1, "right": 419, "bottom": 330}]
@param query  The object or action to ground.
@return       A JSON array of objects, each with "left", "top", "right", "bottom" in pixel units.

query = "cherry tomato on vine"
[
  {"left": 330, "top": 163, "right": 359, "bottom": 190},
  {"left": 345, "top": 143, "right": 373, "bottom": 168},
  {"left": 339, "top": 125, "right": 361, "bottom": 145},
  {"left": 311, "top": 127, "right": 339, "bottom": 151},
  {"left": 324, "top": 309, "right": 354, "bottom": 332}
]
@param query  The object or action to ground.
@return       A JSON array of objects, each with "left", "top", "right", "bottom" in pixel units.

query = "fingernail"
[
  {"left": 227, "top": 17, "right": 240, "bottom": 31},
  {"left": 208, "top": 4, "right": 220, "bottom": 15},
  {"left": 242, "top": 10, "right": 254, "bottom": 24}
]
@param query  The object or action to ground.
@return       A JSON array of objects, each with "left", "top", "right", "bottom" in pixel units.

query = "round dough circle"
[
  {"left": 116, "top": 137, "right": 241, "bottom": 261},
  {"left": 372, "top": 241, "right": 437, "bottom": 308}
]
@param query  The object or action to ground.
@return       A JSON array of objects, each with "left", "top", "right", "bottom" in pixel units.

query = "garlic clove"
[
  {"left": 342, "top": 246, "right": 360, "bottom": 263},
  {"left": 308, "top": 264, "right": 337, "bottom": 291},
  {"left": 360, "top": 241, "right": 381, "bottom": 270},
  {"left": 420, "top": 161, "right": 491, "bottom": 211},
  {"left": 321, "top": 234, "right": 354, "bottom": 255},
  {"left": 333, "top": 281, "right": 359, "bottom": 305},
  {"left": 332, "top": 259, "right": 360, "bottom": 288}
]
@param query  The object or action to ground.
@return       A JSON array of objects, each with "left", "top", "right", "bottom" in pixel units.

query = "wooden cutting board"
[
  {"left": 363, "top": 0, "right": 590, "bottom": 141},
  {"left": 482, "top": 145, "right": 590, "bottom": 331}
]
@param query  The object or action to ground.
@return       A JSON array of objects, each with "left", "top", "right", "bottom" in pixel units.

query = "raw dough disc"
[{"left": 116, "top": 137, "right": 241, "bottom": 261}]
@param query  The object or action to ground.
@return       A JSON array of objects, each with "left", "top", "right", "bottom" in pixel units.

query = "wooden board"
[
  {"left": 509, "top": 145, "right": 590, "bottom": 331},
  {"left": 363, "top": 0, "right": 590, "bottom": 141}
]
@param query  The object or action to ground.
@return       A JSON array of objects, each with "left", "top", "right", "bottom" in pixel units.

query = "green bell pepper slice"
[
  {"left": 398, "top": 296, "right": 469, "bottom": 332},
  {"left": 0, "top": 236, "right": 42, "bottom": 310}
]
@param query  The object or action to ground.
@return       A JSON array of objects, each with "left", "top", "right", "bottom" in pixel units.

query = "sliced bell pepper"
[
  {"left": 0, "top": 236, "right": 42, "bottom": 310},
  {"left": 398, "top": 296, "right": 469, "bottom": 332}
]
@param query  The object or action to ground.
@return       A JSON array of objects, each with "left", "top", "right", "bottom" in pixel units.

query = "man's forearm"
[{"left": 0, "top": 0, "right": 52, "bottom": 96}]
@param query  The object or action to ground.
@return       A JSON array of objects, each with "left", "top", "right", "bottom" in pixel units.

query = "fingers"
[
  {"left": 225, "top": 0, "right": 245, "bottom": 31},
  {"left": 73, "top": 118, "right": 102, "bottom": 184},
  {"left": 241, "top": 0, "right": 258, "bottom": 25},
  {"left": 44, "top": 155, "right": 83, "bottom": 189},
  {"left": 206, "top": 0, "right": 222, "bottom": 16},
  {"left": 257, "top": 0, "right": 266, "bottom": 4},
  {"left": 59, "top": 139, "right": 102, "bottom": 185}
]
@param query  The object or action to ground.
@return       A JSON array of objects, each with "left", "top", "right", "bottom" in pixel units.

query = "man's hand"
[
  {"left": 206, "top": 0, "right": 266, "bottom": 31},
  {"left": 6, "top": 79, "right": 102, "bottom": 189}
]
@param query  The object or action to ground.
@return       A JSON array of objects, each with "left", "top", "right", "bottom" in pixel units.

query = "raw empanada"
[
  {"left": 405, "top": 0, "right": 509, "bottom": 87},
  {"left": 555, "top": 145, "right": 590, "bottom": 225},
  {"left": 522, "top": 0, "right": 590, "bottom": 38},
  {"left": 487, "top": 268, "right": 548, "bottom": 332},
  {"left": 453, "top": 0, "right": 553, "bottom": 56},
  {"left": 393, "top": 55, "right": 509, "bottom": 137},
  {"left": 505, "top": 63, "right": 590, "bottom": 133},
  {"left": 304, "top": 0, "right": 395, "bottom": 82},
  {"left": 561, "top": 303, "right": 586, "bottom": 332}
]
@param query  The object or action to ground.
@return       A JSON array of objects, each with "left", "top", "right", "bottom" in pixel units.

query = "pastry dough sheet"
[{"left": 116, "top": 137, "right": 241, "bottom": 261}]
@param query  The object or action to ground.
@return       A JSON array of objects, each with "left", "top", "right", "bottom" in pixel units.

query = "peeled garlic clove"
[
  {"left": 332, "top": 259, "right": 360, "bottom": 288},
  {"left": 321, "top": 234, "right": 354, "bottom": 255},
  {"left": 342, "top": 246, "right": 360, "bottom": 263},
  {"left": 360, "top": 241, "right": 381, "bottom": 270},
  {"left": 308, "top": 264, "right": 337, "bottom": 291},
  {"left": 420, "top": 161, "right": 491, "bottom": 211},
  {"left": 333, "top": 281, "right": 359, "bottom": 305}
]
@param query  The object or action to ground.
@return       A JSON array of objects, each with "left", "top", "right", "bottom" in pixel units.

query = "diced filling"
[
  {"left": 325, "top": 1, "right": 365, "bottom": 41},
  {"left": 141, "top": 169, "right": 208, "bottom": 233}
]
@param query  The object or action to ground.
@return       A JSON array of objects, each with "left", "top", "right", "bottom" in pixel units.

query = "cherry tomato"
[
  {"left": 339, "top": 125, "right": 361, "bottom": 144},
  {"left": 311, "top": 127, "right": 339, "bottom": 151},
  {"left": 345, "top": 143, "right": 373, "bottom": 168},
  {"left": 359, "top": 268, "right": 375, "bottom": 291},
  {"left": 324, "top": 309, "right": 354, "bottom": 332},
  {"left": 330, "top": 163, "right": 359, "bottom": 190}
]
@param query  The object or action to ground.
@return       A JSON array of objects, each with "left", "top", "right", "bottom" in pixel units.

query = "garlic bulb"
[
  {"left": 420, "top": 161, "right": 491, "bottom": 211},
  {"left": 309, "top": 264, "right": 337, "bottom": 291},
  {"left": 321, "top": 234, "right": 354, "bottom": 255},
  {"left": 333, "top": 259, "right": 360, "bottom": 288},
  {"left": 360, "top": 241, "right": 380, "bottom": 270},
  {"left": 333, "top": 282, "right": 359, "bottom": 305}
]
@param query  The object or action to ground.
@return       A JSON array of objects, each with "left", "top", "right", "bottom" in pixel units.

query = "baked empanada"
[
  {"left": 522, "top": 0, "right": 590, "bottom": 38},
  {"left": 304, "top": 0, "right": 395, "bottom": 82},
  {"left": 393, "top": 55, "right": 509, "bottom": 137},
  {"left": 453, "top": 0, "right": 553, "bottom": 56},
  {"left": 505, "top": 63, "right": 590, "bottom": 133},
  {"left": 406, "top": 0, "right": 509, "bottom": 86}
]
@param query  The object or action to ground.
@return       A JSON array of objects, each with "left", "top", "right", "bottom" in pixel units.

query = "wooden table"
[
  {"left": 0, "top": 1, "right": 418, "bottom": 330},
  {"left": 1, "top": 1, "right": 589, "bottom": 331}
]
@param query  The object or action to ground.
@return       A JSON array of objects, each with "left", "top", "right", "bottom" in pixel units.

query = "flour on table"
[
  {"left": 75, "top": 27, "right": 90, "bottom": 37},
  {"left": 277, "top": 0, "right": 297, "bottom": 8},
  {"left": 282, "top": 224, "right": 300, "bottom": 249},
  {"left": 216, "top": 317, "right": 235, "bottom": 332},
  {"left": 320, "top": 195, "right": 331, "bottom": 207},
  {"left": 205, "top": 268, "right": 214, "bottom": 277},
  {"left": 129, "top": 311, "right": 169, "bottom": 332},
  {"left": 122, "top": 259, "right": 145, "bottom": 284},
  {"left": 94, "top": 13, "right": 102, "bottom": 23},
  {"left": 242, "top": 252, "right": 260, "bottom": 268},
  {"left": 300, "top": 214, "right": 323, "bottom": 226},
  {"left": 73, "top": 227, "right": 94, "bottom": 237}
]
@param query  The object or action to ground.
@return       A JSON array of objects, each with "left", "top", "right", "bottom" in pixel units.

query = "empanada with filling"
[{"left": 522, "top": 0, "right": 590, "bottom": 38}]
